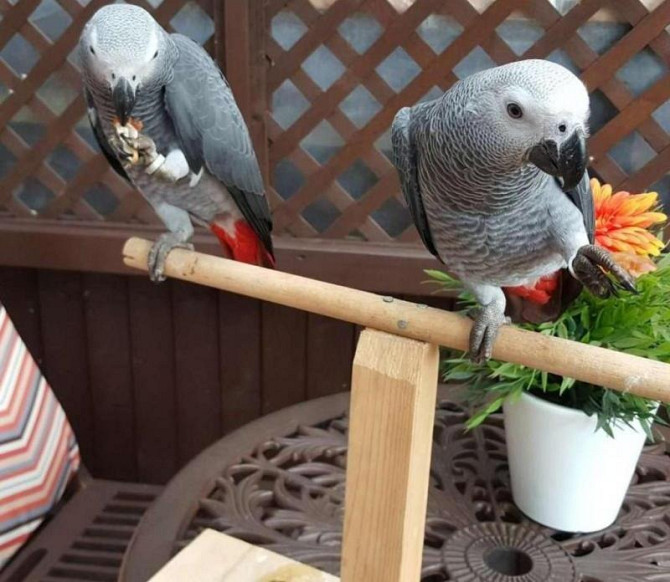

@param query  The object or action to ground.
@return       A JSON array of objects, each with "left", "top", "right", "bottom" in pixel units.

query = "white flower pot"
[{"left": 503, "top": 391, "right": 654, "bottom": 533}]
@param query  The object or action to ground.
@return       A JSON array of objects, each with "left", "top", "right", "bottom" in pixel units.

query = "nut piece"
[{"left": 112, "top": 117, "right": 144, "bottom": 165}]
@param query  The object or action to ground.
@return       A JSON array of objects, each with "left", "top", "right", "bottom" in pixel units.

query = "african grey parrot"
[
  {"left": 79, "top": 4, "right": 274, "bottom": 282},
  {"left": 391, "top": 59, "right": 635, "bottom": 362}
]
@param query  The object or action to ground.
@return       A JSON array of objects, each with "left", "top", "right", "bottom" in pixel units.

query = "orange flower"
[
  {"left": 611, "top": 252, "right": 658, "bottom": 278},
  {"left": 592, "top": 178, "right": 666, "bottom": 257},
  {"left": 506, "top": 179, "right": 667, "bottom": 302}
]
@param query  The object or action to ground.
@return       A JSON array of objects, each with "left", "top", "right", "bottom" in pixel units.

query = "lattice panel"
[
  {"left": 266, "top": 0, "right": 670, "bottom": 243},
  {"left": 0, "top": 0, "right": 215, "bottom": 223}
]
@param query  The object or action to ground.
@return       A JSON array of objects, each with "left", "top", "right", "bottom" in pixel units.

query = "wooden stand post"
[{"left": 341, "top": 329, "right": 439, "bottom": 582}]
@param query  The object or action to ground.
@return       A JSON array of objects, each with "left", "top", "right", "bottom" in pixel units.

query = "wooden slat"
[
  {"left": 83, "top": 273, "right": 136, "bottom": 480},
  {"left": 342, "top": 330, "right": 438, "bottom": 582},
  {"left": 0, "top": 267, "right": 43, "bottom": 365},
  {"left": 620, "top": 142, "right": 670, "bottom": 192},
  {"left": 171, "top": 279, "right": 222, "bottom": 465},
  {"left": 0, "top": 1, "right": 103, "bottom": 128},
  {"left": 268, "top": 0, "right": 361, "bottom": 91},
  {"left": 149, "top": 529, "right": 338, "bottom": 581},
  {"left": 306, "top": 313, "right": 356, "bottom": 399},
  {"left": 0, "top": 219, "right": 440, "bottom": 294},
  {"left": 589, "top": 76, "right": 670, "bottom": 158},
  {"left": 261, "top": 302, "right": 307, "bottom": 413},
  {"left": 128, "top": 276, "right": 178, "bottom": 484},
  {"left": 37, "top": 269, "right": 95, "bottom": 468},
  {"left": 0, "top": 0, "right": 40, "bottom": 48},
  {"left": 524, "top": 0, "right": 605, "bottom": 59},
  {"left": 219, "top": 291, "right": 263, "bottom": 432},
  {"left": 581, "top": 0, "right": 670, "bottom": 91},
  {"left": 221, "top": 1, "right": 252, "bottom": 120}
]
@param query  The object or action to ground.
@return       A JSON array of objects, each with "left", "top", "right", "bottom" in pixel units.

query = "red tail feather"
[
  {"left": 210, "top": 221, "right": 275, "bottom": 268},
  {"left": 505, "top": 272, "right": 560, "bottom": 305}
]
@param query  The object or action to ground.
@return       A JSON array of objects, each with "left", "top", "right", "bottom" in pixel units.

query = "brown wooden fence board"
[
  {"left": 262, "top": 302, "right": 308, "bottom": 414},
  {"left": 172, "top": 279, "right": 222, "bottom": 466},
  {"left": 218, "top": 292, "right": 263, "bottom": 433},
  {"left": 0, "top": 267, "right": 43, "bottom": 363},
  {"left": 83, "top": 273, "right": 137, "bottom": 481},
  {"left": 127, "top": 276, "right": 179, "bottom": 484},
  {"left": 37, "top": 269, "right": 95, "bottom": 469},
  {"left": 0, "top": 265, "right": 454, "bottom": 484},
  {"left": 306, "top": 313, "right": 356, "bottom": 399}
]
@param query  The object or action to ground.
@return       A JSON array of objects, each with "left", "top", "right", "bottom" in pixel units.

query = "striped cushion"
[{"left": 0, "top": 305, "right": 80, "bottom": 568}]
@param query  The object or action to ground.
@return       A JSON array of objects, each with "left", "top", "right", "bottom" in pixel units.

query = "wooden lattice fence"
[
  {"left": 0, "top": 0, "right": 669, "bottom": 287},
  {"left": 266, "top": 0, "right": 670, "bottom": 242}
]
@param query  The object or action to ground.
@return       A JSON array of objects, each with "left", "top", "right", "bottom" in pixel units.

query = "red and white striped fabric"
[{"left": 0, "top": 304, "right": 80, "bottom": 568}]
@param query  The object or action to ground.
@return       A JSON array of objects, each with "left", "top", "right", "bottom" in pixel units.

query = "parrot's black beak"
[
  {"left": 527, "top": 130, "right": 587, "bottom": 191},
  {"left": 112, "top": 77, "right": 136, "bottom": 126}
]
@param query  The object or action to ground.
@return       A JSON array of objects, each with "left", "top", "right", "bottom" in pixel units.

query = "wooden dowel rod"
[{"left": 123, "top": 237, "right": 670, "bottom": 403}]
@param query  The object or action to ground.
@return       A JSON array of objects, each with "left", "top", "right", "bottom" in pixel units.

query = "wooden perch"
[{"left": 123, "top": 237, "right": 670, "bottom": 403}]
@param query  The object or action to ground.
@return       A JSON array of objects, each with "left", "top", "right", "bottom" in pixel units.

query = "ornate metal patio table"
[{"left": 120, "top": 388, "right": 670, "bottom": 581}]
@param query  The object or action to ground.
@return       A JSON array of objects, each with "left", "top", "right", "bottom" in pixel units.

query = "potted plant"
[{"left": 427, "top": 178, "right": 669, "bottom": 533}]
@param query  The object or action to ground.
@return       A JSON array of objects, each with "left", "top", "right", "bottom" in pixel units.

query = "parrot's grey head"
[
  {"left": 451, "top": 59, "right": 590, "bottom": 191},
  {"left": 79, "top": 4, "right": 174, "bottom": 124}
]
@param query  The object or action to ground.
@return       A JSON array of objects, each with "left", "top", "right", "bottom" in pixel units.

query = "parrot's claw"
[
  {"left": 123, "top": 133, "right": 159, "bottom": 167},
  {"left": 148, "top": 232, "right": 194, "bottom": 283},
  {"left": 113, "top": 124, "right": 160, "bottom": 168},
  {"left": 469, "top": 305, "right": 510, "bottom": 364},
  {"left": 572, "top": 245, "right": 636, "bottom": 298}
]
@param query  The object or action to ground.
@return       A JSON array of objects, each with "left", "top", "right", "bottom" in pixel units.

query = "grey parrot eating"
[
  {"left": 79, "top": 4, "right": 274, "bottom": 282},
  {"left": 391, "top": 59, "right": 635, "bottom": 362}
]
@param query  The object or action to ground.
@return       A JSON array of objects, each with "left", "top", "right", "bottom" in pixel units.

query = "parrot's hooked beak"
[
  {"left": 526, "top": 129, "right": 587, "bottom": 191},
  {"left": 112, "top": 77, "right": 136, "bottom": 126}
]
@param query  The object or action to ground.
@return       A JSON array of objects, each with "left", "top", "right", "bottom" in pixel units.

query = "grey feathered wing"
[
  {"left": 391, "top": 107, "right": 439, "bottom": 259},
  {"left": 563, "top": 171, "right": 595, "bottom": 244},
  {"left": 164, "top": 34, "right": 273, "bottom": 260},
  {"left": 85, "top": 87, "right": 130, "bottom": 184}
]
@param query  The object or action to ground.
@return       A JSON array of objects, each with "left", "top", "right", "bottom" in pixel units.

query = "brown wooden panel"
[
  {"left": 219, "top": 291, "right": 263, "bottom": 433},
  {"left": 0, "top": 267, "right": 43, "bottom": 365},
  {"left": 171, "top": 279, "right": 221, "bottom": 465},
  {"left": 261, "top": 302, "right": 307, "bottom": 414},
  {"left": 306, "top": 313, "right": 356, "bottom": 399},
  {"left": 0, "top": 219, "right": 440, "bottom": 294},
  {"left": 128, "top": 275, "right": 178, "bottom": 484},
  {"left": 83, "top": 273, "right": 136, "bottom": 480},
  {"left": 36, "top": 269, "right": 95, "bottom": 469}
]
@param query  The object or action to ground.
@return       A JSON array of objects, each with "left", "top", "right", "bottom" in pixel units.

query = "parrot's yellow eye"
[{"left": 506, "top": 103, "right": 523, "bottom": 119}]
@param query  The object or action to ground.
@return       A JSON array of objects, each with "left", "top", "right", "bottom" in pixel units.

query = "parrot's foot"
[
  {"left": 572, "top": 245, "right": 636, "bottom": 298},
  {"left": 469, "top": 304, "right": 510, "bottom": 364},
  {"left": 116, "top": 127, "right": 161, "bottom": 169},
  {"left": 148, "top": 232, "right": 194, "bottom": 283}
]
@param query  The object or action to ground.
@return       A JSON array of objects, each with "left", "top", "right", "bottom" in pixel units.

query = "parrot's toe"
[
  {"left": 148, "top": 233, "right": 194, "bottom": 283},
  {"left": 469, "top": 306, "right": 509, "bottom": 364},
  {"left": 572, "top": 245, "right": 636, "bottom": 298},
  {"left": 116, "top": 133, "right": 158, "bottom": 168}
]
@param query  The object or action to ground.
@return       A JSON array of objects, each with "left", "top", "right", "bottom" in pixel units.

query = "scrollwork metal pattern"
[{"left": 178, "top": 400, "right": 670, "bottom": 580}]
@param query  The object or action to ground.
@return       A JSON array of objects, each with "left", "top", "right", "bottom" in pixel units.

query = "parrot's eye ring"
[{"left": 506, "top": 103, "right": 523, "bottom": 119}]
